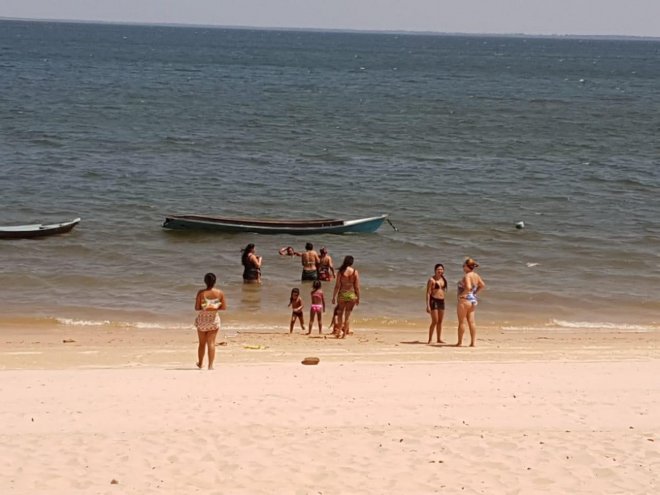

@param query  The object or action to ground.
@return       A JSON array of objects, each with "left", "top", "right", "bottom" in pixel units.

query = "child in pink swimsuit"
[{"left": 307, "top": 280, "right": 326, "bottom": 335}]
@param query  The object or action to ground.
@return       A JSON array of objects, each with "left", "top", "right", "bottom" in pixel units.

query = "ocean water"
[{"left": 1, "top": 20, "right": 659, "bottom": 332}]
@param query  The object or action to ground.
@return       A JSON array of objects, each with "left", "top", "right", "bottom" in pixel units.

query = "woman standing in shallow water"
[
  {"left": 425, "top": 263, "right": 448, "bottom": 344},
  {"left": 241, "top": 243, "right": 262, "bottom": 284},
  {"left": 317, "top": 247, "right": 335, "bottom": 282},
  {"left": 194, "top": 273, "right": 226, "bottom": 369},
  {"left": 456, "top": 258, "right": 485, "bottom": 347}
]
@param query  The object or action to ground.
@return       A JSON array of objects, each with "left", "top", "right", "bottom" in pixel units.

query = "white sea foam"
[
  {"left": 125, "top": 322, "right": 193, "bottom": 330},
  {"left": 502, "top": 320, "right": 660, "bottom": 333},
  {"left": 550, "top": 320, "right": 659, "bottom": 331},
  {"left": 56, "top": 318, "right": 193, "bottom": 330},
  {"left": 56, "top": 318, "right": 111, "bottom": 327},
  {"left": 54, "top": 317, "right": 281, "bottom": 332}
]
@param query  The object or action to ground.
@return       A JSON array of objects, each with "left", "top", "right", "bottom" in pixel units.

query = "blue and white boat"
[{"left": 162, "top": 214, "right": 388, "bottom": 235}]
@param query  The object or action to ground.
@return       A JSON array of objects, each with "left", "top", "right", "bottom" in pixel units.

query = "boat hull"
[
  {"left": 0, "top": 218, "right": 81, "bottom": 239},
  {"left": 162, "top": 214, "right": 387, "bottom": 235}
]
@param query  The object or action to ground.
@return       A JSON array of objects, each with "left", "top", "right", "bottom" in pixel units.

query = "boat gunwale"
[{"left": 165, "top": 214, "right": 386, "bottom": 228}]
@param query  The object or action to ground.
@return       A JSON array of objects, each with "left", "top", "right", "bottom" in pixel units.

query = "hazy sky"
[{"left": 2, "top": 1, "right": 660, "bottom": 37}]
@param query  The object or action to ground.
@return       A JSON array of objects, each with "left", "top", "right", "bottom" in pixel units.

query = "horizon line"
[{"left": 1, "top": 16, "right": 660, "bottom": 41}]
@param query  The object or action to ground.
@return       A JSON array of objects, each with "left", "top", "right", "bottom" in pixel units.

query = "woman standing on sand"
[
  {"left": 456, "top": 258, "right": 485, "bottom": 347},
  {"left": 194, "top": 273, "right": 226, "bottom": 370},
  {"left": 426, "top": 263, "right": 448, "bottom": 344},
  {"left": 332, "top": 255, "right": 360, "bottom": 338},
  {"left": 241, "top": 243, "right": 262, "bottom": 284}
]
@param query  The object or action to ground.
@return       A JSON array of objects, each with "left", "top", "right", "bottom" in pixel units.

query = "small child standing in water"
[
  {"left": 288, "top": 288, "right": 305, "bottom": 333},
  {"left": 307, "top": 280, "right": 326, "bottom": 335}
]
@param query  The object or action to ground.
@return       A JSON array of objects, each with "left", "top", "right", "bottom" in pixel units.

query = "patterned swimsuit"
[
  {"left": 195, "top": 296, "right": 221, "bottom": 332},
  {"left": 457, "top": 280, "right": 478, "bottom": 305}
]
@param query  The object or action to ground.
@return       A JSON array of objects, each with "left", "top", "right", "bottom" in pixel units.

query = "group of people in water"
[
  {"left": 243, "top": 242, "right": 335, "bottom": 284},
  {"left": 193, "top": 241, "right": 484, "bottom": 370}
]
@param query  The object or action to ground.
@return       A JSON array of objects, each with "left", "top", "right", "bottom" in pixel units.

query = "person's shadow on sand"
[{"left": 400, "top": 340, "right": 453, "bottom": 347}]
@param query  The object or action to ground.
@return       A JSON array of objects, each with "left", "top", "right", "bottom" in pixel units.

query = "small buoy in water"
[
  {"left": 301, "top": 357, "right": 320, "bottom": 365},
  {"left": 515, "top": 221, "right": 525, "bottom": 229}
]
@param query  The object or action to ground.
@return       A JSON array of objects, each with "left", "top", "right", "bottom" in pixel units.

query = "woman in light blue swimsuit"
[
  {"left": 456, "top": 258, "right": 485, "bottom": 347},
  {"left": 194, "top": 273, "right": 226, "bottom": 369}
]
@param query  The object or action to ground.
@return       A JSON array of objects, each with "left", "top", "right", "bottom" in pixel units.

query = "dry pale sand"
[{"left": 1, "top": 325, "right": 659, "bottom": 494}]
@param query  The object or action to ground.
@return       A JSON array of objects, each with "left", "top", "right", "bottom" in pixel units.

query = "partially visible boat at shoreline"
[
  {"left": 0, "top": 218, "right": 81, "bottom": 239},
  {"left": 162, "top": 214, "right": 388, "bottom": 235}
]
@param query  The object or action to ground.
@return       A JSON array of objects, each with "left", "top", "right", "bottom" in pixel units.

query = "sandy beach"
[{"left": 1, "top": 324, "right": 659, "bottom": 494}]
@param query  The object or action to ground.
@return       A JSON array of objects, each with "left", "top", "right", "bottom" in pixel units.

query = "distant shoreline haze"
[{"left": 1, "top": 17, "right": 659, "bottom": 41}]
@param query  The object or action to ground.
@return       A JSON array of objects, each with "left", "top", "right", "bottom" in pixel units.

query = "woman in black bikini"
[
  {"left": 241, "top": 243, "right": 262, "bottom": 284},
  {"left": 425, "top": 263, "right": 448, "bottom": 344}
]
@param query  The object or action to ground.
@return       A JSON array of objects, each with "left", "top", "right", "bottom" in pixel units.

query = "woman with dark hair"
[
  {"left": 317, "top": 247, "right": 335, "bottom": 282},
  {"left": 425, "top": 263, "right": 448, "bottom": 344},
  {"left": 194, "top": 272, "right": 226, "bottom": 370},
  {"left": 296, "top": 242, "right": 320, "bottom": 281},
  {"left": 331, "top": 255, "right": 360, "bottom": 338},
  {"left": 456, "top": 258, "right": 485, "bottom": 347},
  {"left": 241, "top": 243, "right": 262, "bottom": 284}
]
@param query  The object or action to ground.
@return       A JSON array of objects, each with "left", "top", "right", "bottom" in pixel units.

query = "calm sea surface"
[{"left": 1, "top": 20, "right": 659, "bottom": 332}]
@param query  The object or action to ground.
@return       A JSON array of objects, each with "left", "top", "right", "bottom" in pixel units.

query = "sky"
[{"left": 2, "top": 0, "right": 660, "bottom": 37}]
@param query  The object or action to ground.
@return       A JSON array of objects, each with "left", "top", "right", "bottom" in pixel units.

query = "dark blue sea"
[{"left": 1, "top": 20, "right": 659, "bottom": 332}]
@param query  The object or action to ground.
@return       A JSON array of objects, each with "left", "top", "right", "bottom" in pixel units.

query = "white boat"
[{"left": 0, "top": 218, "right": 81, "bottom": 239}]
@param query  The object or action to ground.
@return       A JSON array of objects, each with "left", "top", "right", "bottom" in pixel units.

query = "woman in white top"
[{"left": 194, "top": 272, "right": 226, "bottom": 369}]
